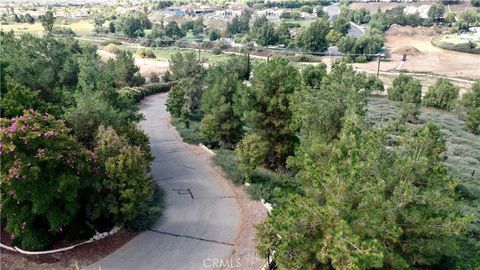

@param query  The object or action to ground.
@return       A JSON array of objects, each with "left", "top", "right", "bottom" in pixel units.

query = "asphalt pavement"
[{"left": 88, "top": 93, "right": 241, "bottom": 270}]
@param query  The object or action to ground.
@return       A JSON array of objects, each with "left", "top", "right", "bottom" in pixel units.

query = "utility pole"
[
  {"left": 246, "top": 51, "right": 250, "bottom": 80},
  {"left": 376, "top": 54, "right": 382, "bottom": 78}
]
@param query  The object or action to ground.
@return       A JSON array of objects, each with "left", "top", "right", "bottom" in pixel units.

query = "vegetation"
[
  {"left": 163, "top": 48, "right": 478, "bottom": 269},
  {"left": 0, "top": 31, "right": 161, "bottom": 250},
  {"left": 462, "top": 81, "right": 480, "bottom": 134},
  {"left": 117, "top": 12, "right": 151, "bottom": 38},
  {"left": 424, "top": 78, "right": 459, "bottom": 111}
]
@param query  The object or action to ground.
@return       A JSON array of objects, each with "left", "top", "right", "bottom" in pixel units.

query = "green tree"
[
  {"left": 200, "top": 65, "right": 244, "bottom": 148},
  {"left": 147, "top": 23, "right": 165, "bottom": 39},
  {"left": 111, "top": 50, "right": 145, "bottom": 87},
  {"left": 462, "top": 81, "right": 480, "bottom": 134},
  {"left": 0, "top": 111, "right": 91, "bottom": 250},
  {"left": 387, "top": 73, "right": 422, "bottom": 103},
  {"left": 165, "top": 21, "right": 185, "bottom": 39},
  {"left": 118, "top": 13, "right": 151, "bottom": 38},
  {"left": 331, "top": 15, "right": 350, "bottom": 35},
  {"left": 301, "top": 63, "right": 327, "bottom": 89},
  {"left": 91, "top": 126, "right": 160, "bottom": 230},
  {"left": 236, "top": 134, "right": 268, "bottom": 181},
  {"left": 39, "top": 10, "right": 55, "bottom": 33},
  {"left": 109, "top": 21, "right": 116, "bottom": 33},
  {"left": 445, "top": 12, "right": 457, "bottom": 26},
  {"left": 64, "top": 92, "right": 125, "bottom": 148},
  {"left": 275, "top": 22, "right": 291, "bottom": 45},
  {"left": 428, "top": 3, "right": 445, "bottom": 23},
  {"left": 258, "top": 119, "right": 472, "bottom": 269},
  {"left": 0, "top": 81, "right": 41, "bottom": 118},
  {"left": 166, "top": 84, "right": 186, "bottom": 118},
  {"left": 242, "top": 57, "right": 300, "bottom": 169},
  {"left": 167, "top": 52, "right": 205, "bottom": 114},
  {"left": 209, "top": 29, "right": 221, "bottom": 41},
  {"left": 193, "top": 17, "right": 204, "bottom": 36},
  {"left": 424, "top": 78, "right": 459, "bottom": 110},
  {"left": 296, "top": 18, "right": 330, "bottom": 52},
  {"left": 293, "top": 62, "right": 371, "bottom": 144},
  {"left": 255, "top": 22, "right": 278, "bottom": 46}
]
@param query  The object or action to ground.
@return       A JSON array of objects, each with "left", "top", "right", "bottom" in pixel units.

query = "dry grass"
[
  {"left": 352, "top": 25, "right": 480, "bottom": 80},
  {"left": 0, "top": 20, "right": 94, "bottom": 35},
  {"left": 367, "top": 96, "right": 480, "bottom": 198}
]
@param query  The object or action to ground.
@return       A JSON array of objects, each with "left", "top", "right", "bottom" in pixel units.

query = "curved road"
[{"left": 89, "top": 93, "right": 241, "bottom": 270}]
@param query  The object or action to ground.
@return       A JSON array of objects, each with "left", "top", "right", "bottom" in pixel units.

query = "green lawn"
[{"left": 271, "top": 18, "right": 316, "bottom": 26}]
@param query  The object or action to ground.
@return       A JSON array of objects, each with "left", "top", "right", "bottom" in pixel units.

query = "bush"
[
  {"left": 51, "top": 26, "right": 76, "bottom": 36},
  {"left": 166, "top": 85, "right": 186, "bottom": 118},
  {"left": 101, "top": 39, "right": 122, "bottom": 46},
  {"left": 0, "top": 111, "right": 91, "bottom": 250},
  {"left": 462, "top": 81, "right": 480, "bottom": 134},
  {"left": 90, "top": 126, "right": 161, "bottom": 229},
  {"left": 149, "top": 72, "right": 160, "bottom": 83},
  {"left": 212, "top": 149, "right": 245, "bottom": 184},
  {"left": 211, "top": 46, "right": 222, "bottom": 55},
  {"left": 288, "top": 54, "right": 315, "bottom": 62},
  {"left": 137, "top": 48, "right": 156, "bottom": 58},
  {"left": 388, "top": 73, "right": 422, "bottom": 103},
  {"left": 423, "top": 78, "right": 459, "bottom": 110},
  {"left": 104, "top": 43, "right": 120, "bottom": 54},
  {"left": 236, "top": 134, "right": 268, "bottom": 181}
]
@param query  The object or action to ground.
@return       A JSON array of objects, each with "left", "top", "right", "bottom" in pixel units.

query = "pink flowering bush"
[{"left": 0, "top": 110, "right": 92, "bottom": 250}]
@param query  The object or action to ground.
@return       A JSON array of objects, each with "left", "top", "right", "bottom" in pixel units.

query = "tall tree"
[
  {"left": 39, "top": 10, "right": 55, "bottom": 33},
  {"left": 241, "top": 57, "right": 300, "bottom": 169},
  {"left": 258, "top": 118, "right": 472, "bottom": 269},
  {"left": 296, "top": 18, "right": 330, "bottom": 52},
  {"left": 200, "top": 64, "right": 244, "bottom": 148}
]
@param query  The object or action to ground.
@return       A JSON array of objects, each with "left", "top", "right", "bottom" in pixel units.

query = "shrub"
[
  {"left": 424, "top": 78, "right": 459, "bottom": 110},
  {"left": 104, "top": 43, "right": 120, "bottom": 54},
  {"left": 236, "top": 134, "right": 268, "bottom": 181},
  {"left": 162, "top": 70, "right": 172, "bottom": 82},
  {"left": 51, "top": 27, "right": 76, "bottom": 36},
  {"left": 149, "top": 72, "right": 160, "bottom": 83},
  {"left": 0, "top": 111, "right": 91, "bottom": 250},
  {"left": 137, "top": 48, "right": 156, "bottom": 58},
  {"left": 465, "top": 108, "right": 480, "bottom": 134},
  {"left": 101, "top": 39, "right": 122, "bottom": 46},
  {"left": 462, "top": 81, "right": 480, "bottom": 134},
  {"left": 211, "top": 46, "right": 222, "bottom": 55},
  {"left": 388, "top": 73, "right": 422, "bottom": 103},
  {"left": 90, "top": 126, "right": 161, "bottom": 229},
  {"left": 212, "top": 149, "right": 245, "bottom": 184},
  {"left": 166, "top": 85, "right": 186, "bottom": 118},
  {"left": 201, "top": 41, "right": 214, "bottom": 49}
]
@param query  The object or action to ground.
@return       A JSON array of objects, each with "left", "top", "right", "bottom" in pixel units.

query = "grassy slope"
[{"left": 367, "top": 96, "right": 480, "bottom": 198}]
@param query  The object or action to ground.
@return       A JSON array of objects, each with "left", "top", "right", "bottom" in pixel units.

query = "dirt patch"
[
  {"left": 392, "top": 45, "right": 421, "bottom": 56},
  {"left": 349, "top": 1, "right": 478, "bottom": 14},
  {"left": 1, "top": 230, "right": 137, "bottom": 270},
  {"left": 353, "top": 25, "right": 480, "bottom": 81}
]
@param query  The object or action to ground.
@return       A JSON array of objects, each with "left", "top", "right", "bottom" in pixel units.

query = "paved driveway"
[{"left": 88, "top": 93, "right": 241, "bottom": 270}]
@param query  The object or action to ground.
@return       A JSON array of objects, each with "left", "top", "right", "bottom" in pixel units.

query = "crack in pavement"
[{"left": 147, "top": 229, "right": 235, "bottom": 246}]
